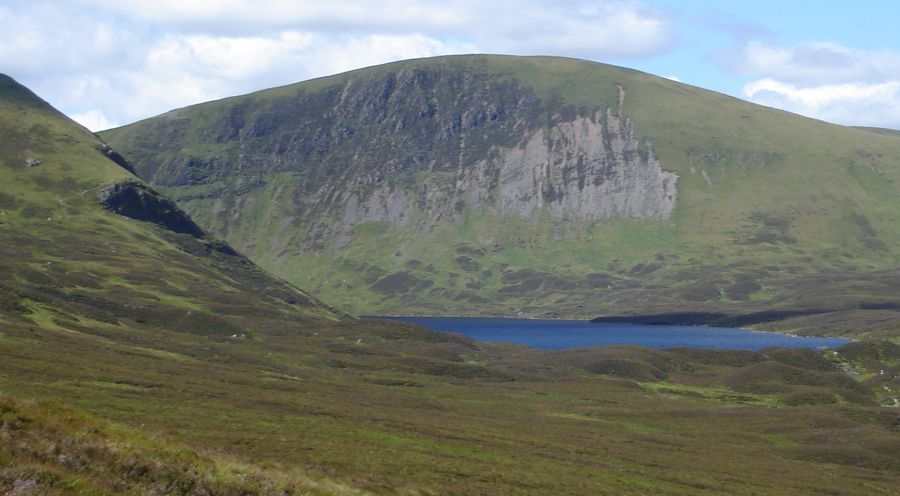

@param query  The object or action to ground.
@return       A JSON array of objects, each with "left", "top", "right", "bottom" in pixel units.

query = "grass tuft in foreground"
[{"left": 0, "top": 395, "right": 366, "bottom": 496}]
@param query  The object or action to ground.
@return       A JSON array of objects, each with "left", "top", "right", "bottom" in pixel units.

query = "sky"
[{"left": 3, "top": 0, "right": 900, "bottom": 131}]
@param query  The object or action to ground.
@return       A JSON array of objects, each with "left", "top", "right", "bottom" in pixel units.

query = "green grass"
[{"left": 640, "top": 381, "right": 779, "bottom": 406}]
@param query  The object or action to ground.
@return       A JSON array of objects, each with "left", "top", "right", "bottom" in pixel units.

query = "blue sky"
[
  {"left": 2, "top": 0, "right": 899, "bottom": 131},
  {"left": 622, "top": 1, "right": 900, "bottom": 93}
]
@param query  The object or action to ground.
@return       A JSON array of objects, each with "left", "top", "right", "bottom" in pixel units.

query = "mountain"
[
  {"left": 3, "top": 73, "right": 900, "bottom": 494},
  {"left": 0, "top": 74, "right": 344, "bottom": 339},
  {"left": 100, "top": 55, "right": 900, "bottom": 337}
]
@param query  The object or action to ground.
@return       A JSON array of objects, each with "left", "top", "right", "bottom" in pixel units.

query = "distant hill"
[
  {"left": 853, "top": 125, "right": 900, "bottom": 138},
  {"left": 101, "top": 55, "right": 900, "bottom": 337}
]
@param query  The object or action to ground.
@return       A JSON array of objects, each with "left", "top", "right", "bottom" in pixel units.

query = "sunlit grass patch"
[
  {"left": 83, "top": 380, "right": 155, "bottom": 392},
  {"left": 640, "top": 381, "right": 779, "bottom": 406},
  {"left": 544, "top": 412, "right": 660, "bottom": 434},
  {"left": 761, "top": 434, "right": 800, "bottom": 448}
]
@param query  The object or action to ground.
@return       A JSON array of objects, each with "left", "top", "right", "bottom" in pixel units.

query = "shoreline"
[{"left": 365, "top": 314, "right": 855, "bottom": 345}]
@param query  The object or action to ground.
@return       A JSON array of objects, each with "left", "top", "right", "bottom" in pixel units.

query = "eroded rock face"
[
  {"left": 470, "top": 110, "right": 676, "bottom": 222},
  {"left": 96, "top": 180, "right": 205, "bottom": 237},
  {"left": 334, "top": 93, "right": 677, "bottom": 242}
]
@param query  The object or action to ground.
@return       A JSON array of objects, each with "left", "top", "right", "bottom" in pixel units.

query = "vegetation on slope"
[
  {"left": 2, "top": 312, "right": 899, "bottom": 494},
  {"left": 0, "top": 73, "right": 343, "bottom": 343},
  {"left": 854, "top": 126, "right": 900, "bottom": 138},
  {"left": 2, "top": 73, "right": 900, "bottom": 494},
  {"left": 100, "top": 56, "right": 900, "bottom": 337},
  {"left": 0, "top": 396, "right": 364, "bottom": 495}
]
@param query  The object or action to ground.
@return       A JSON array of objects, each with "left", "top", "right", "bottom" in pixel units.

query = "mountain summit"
[{"left": 101, "top": 55, "right": 900, "bottom": 336}]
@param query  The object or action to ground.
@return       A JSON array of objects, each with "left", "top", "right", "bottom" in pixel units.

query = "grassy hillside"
[
  {"left": 3, "top": 73, "right": 900, "bottom": 494},
  {"left": 854, "top": 126, "right": 900, "bottom": 138},
  {"left": 0, "top": 396, "right": 363, "bottom": 495},
  {"left": 0, "top": 74, "right": 343, "bottom": 338},
  {"left": 100, "top": 56, "right": 900, "bottom": 337}
]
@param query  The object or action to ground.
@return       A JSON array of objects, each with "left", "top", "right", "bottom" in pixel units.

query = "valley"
[{"left": 1, "top": 57, "right": 899, "bottom": 495}]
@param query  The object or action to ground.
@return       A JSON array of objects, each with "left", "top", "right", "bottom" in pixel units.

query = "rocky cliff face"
[{"left": 332, "top": 89, "right": 677, "bottom": 248}]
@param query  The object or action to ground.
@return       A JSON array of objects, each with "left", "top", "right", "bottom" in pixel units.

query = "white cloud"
[
  {"left": 473, "top": 1, "right": 672, "bottom": 59},
  {"left": 70, "top": 110, "right": 118, "bottom": 131},
  {"left": 305, "top": 34, "right": 477, "bottom": 76},
  {"left": 730, "top": 42, "right": 900, "bottom": 129},
  {"left": 1, "top": 1, "right": 673, "bottom": 130},
  {"left": 145, "top": 32, "right": 315, "bottom": 82},
  {"left": 0, "top": 3, "right": 141, "bottom": 77},
  {"left": 742, "top": 78, "right": 900, "bottom": 129},
  {"left": 77, "top": 0, "right": 467, "bottom": 33},
  {"left": 77, "top": 0, "right": 671, "bottom": 58},
  {"left": 733, "top": 42, "right": 900, "bottom": 85}
]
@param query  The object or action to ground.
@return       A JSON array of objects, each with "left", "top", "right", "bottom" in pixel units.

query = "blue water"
[{"left": 386, "top": 317, "right": 852, "bottom": 350}]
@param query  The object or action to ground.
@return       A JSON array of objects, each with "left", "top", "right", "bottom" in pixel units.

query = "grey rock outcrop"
[
  {"left": 97, "top": 180, "right": 205, "bottom": 237},
  {"left": 333, "top": 95, "right": 677, "bottom": 243}
]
